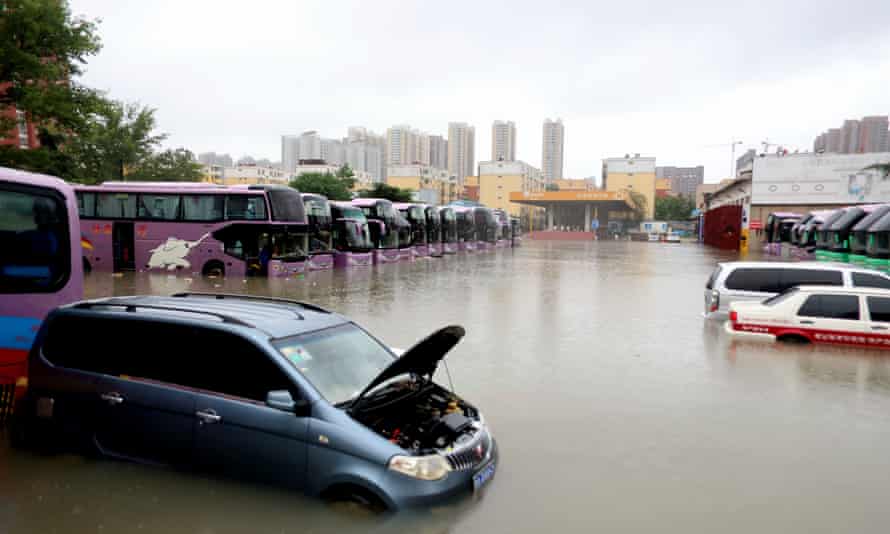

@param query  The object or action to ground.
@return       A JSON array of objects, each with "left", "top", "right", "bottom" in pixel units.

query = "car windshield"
[{"left": 274, "top": 324, "right": 395, "bottom": 405}]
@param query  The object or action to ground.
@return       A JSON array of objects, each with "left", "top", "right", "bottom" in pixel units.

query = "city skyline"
[{"left": 70, "top": 0, "right": 890, "bottom": 183}]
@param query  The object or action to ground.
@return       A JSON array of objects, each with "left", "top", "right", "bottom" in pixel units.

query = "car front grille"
[{"left": 445, "top": 429, "right": 491, "bottom": 471}]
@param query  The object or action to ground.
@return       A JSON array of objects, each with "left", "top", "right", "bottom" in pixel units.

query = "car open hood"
[{"left": 349, "top": 325, "right": 465, "bottom": 409}]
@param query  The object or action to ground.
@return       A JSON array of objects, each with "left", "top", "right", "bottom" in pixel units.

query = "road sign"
[{"left": 591, "top": 219, "right": 600, "bottom": 230}]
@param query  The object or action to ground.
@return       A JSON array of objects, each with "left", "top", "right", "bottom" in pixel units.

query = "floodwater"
[{"left": 5, "top": 240, "right": 890, "bottom": 533}]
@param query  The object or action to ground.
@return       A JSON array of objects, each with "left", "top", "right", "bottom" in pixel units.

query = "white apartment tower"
[
  {"left": 448, "top": 122, "right": 475, "bottom": 185},
  {"left": 541, "top": 118, "right": 565, "bottom": 182},
  {"left": 491, "top": 120, "right": 516, "bottom": 161},
  {"left": 386, "top": 125, "right": 416, "bottom": 166}
]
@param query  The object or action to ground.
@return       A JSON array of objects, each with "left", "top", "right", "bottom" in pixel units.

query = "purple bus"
[
  {"left": 474, "top": 207, "right": 498, "bottom": 251},
  {"left": 762, "top": 211, "right": 802, "bottom": 256},
  {"left": 301, "top": 193, "right": 335, "bottom": 270},
  {"left": 0, "top": 167, "right": 83, "bottom": 404},
  {"left": 393, "top": 202, "right": 430, "bottom": 258},
  {"left": 493, "top": 209, "right": 511, "bottom": 248},
  {"left": 330, "top": 201, "right": 374, "bottom": 268},
  {"left": 350, "top": 198, "right": 401, "bottom": 264},
  {"left": 75, "top": 182, "right": 309, "bottom": 278},
  {"left": 439, "top": 206, "right": 459, "bottom": 254},
  {"left": 451, "top": 206, "right": 477, "bottom": 252}
]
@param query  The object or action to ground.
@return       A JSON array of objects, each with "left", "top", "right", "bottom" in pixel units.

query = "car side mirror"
[{"left": 266, "top": 390, "right": 311, "bottom": 416}]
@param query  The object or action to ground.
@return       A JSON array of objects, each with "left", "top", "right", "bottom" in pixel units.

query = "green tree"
[
  {"left": 128, "top": 148, "right": 202, "bottom": 182},
  {"left": 66, "top": 100, "right": 167, "bottom": 183},
  {"left": 628, "top": 191, "right": 648, "bottom": 222},
  {"left": 545, "top": 183, "right": 560, "bottom": 191},
  {"left": 290, "top": 168, "right": 356, "bottom": 201},
  {"left": 0, "top": 0, "right": 104, "bottom": 175},
  {"left": 654, "top": 195, "right": 695, "bottom": 220},
  {"left": 865, "top": 163, "right": 890, "bottom": 177},
  {"left": 358, "top": 182, "right": 414, "bottom": 202}
]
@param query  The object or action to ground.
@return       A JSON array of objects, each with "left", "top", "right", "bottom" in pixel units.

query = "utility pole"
[{"left": 729, "top": 140, "right": 743, "bottom": 179}]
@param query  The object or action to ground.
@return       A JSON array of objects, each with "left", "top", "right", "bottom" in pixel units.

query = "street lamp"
[{"left": 729, "top": 140, "right": 743, "bottom": 179}]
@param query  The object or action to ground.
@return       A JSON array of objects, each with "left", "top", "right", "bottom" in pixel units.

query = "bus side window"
[{"left": 0, "top": 187, "right": 69, "bottom": 292}]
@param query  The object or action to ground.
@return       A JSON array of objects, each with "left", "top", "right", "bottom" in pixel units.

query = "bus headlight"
[{"left": 388, "top": 454, "right": 451, "bottom": 481}]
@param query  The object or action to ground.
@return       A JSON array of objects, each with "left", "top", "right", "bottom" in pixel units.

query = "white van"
[{"left": 703, "top": 261, "right": 890, "bottom": 318}]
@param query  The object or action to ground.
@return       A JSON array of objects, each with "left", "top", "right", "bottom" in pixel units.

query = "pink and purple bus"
[
  {"left": 762, "top": 211, "right": 802, "bottom": 256},
  {"left": 0, "top": 167, "right": 83, "bottom": 408},
  {"left": 301, "top": 193, "right": 335, "bottom": 270},
  {"left": 474, "top": 207, "right": 498, "bottom": 251},
  {"left": 351, "top": 198, "right": 401, "bottom": 264},
  {"left": 425, "top": 206, "right": 443, "bottom": 257},
  {"left": 393, "top": 202, "right": 430, "bottom": 258},
  {"left": 493, "top": 209, "right": 511, "bottom": 248},
  {"left": 330, "top": 201, "right": 374, "bottom": 268},
  {"left": 75, "top": 182, "right": 310, "bottom": 278}
]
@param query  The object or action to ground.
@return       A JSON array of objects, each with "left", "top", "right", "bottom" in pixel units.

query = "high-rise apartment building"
[
  {"left": 281, "top": 135, "right": 300, "bottom": 172},
  {"left": 429, "top": 135, "right": 448, "bottom": 170},
  {"left": 386, "top": 125, "right": 415, "bottom": 166},
  {"left": 448, "top": 122, "right": 475, "bottom": 185},
  {"left": 860, "top": 116, "right": 890, "bottom": 153},
  {"left": 198, "top": 152, "right": 233, "bottom": 168},
  {"left": 656, "top": 165, "right": 705, "bottom": 198},
  {"left": 491, "top": 120, "right": 516, "bottom": 161},
  {"left": 813, "top": 115, "right": 889, "bottom": 154},
  {"left": 542, "top": 118, "right": 565, "bottom": 182}
]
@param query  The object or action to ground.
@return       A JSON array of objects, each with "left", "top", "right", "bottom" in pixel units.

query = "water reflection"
[{"left": 5, "top": 242, "right": 890, "bottom": 533}]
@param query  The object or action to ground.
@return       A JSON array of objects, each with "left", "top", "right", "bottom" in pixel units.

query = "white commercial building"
[{"left": 542, "top": 118, "right": 565, "bottom": 182}]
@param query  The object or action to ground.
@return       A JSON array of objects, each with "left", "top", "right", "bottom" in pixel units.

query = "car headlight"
[{"left": 388, "top": 454, "right": 451, "bottom": 481}]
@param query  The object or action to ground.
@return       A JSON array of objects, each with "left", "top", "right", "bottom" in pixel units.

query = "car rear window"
[
  {"left": 705, "top": 265, "right": 722, "bottom": 290},
  {"left": 797, "top": 294, "right": 860, "bottom": 320},
  {"left": 867, "top": 297, "right": 890, "bottom": 322},
  {"left": 852, "top": 272, "right": 890, "bottom": 290}
]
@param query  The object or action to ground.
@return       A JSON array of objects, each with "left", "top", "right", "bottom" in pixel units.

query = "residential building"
[
  {"left": 736, "top": 149, "right": 756, "bottom": 177},
  {"left": 448, "top": 122, "right": 475, "bottom": 186},
  {"left": 429, "top": 135, "right": 448, "bottom": 170},
  {"left": 491, "top": 120, "right": 516, "bottom": 161},
  {"left": 552, "top": 178, "right": 595, "bottom": 191},
  {"left": 840, "top": 119, "right": 860, "bottom": 154},
  {"left": 478, "top": 160, "right": 545, "bottom": 221},
  {"left": 541, "top": 118, "right": 565, "bottom": 182},
  {"left": 298, "top": 131, "right": 323, "bottom": 161},
  {"left": 344, "top": 127, "right": 385, "bottom": 182},
  {"left": 602, "top": 154, "right": 657, "bottom": 219},
  {"left": 656, "top": 165, "right": 704, "bottom": 198},
  {"left": 295, "top": 162, "right": 373, "bottom": 183},
  {"left": 860, "top": 116, "right": 890, "bottom": 153},
  {"left": 1, "top": 105, "right": 39, "bottom": 150},
  {"left": 656, "top": 178, "right": 672, "bottom": 198},
  {"left": 198, "top": 152, "right": 233, "bottom": 168},
  {"left": 202, "top": 163, "right": 289, "bottom": 186},
  {"left": 386, "top": 125, "right": 415, "bottom": 166},
  {"left": 813, "top": 115, "right": 889, "bottom": 153},
  {"left": 281, "top": 135, "right": 300, "bottom": 172},
  {"left": 386, "top": 164, "right": 457, "bottom": 204}
]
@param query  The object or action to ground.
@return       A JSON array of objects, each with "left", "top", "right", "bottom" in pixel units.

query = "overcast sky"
[{"left": 70, "top": 0, "right": 890, "bottom": 183}]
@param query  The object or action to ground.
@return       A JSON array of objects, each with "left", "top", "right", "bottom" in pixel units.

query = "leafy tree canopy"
[
  {"left": 358, "top": 182, "right": 414, "bottom": 202},
  {"left": 290, "top": 165, "right": 356, "bottom": 200},
  {"left": 654, "top": 195, "right": 696, "bottom": 220},
  {"left": 127, "top": 148, "right": 203, "bottom": 182}
]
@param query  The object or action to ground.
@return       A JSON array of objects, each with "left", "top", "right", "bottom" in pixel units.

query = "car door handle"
[
  {"left": 196, "top": 409, "right": 221, "bottom": 424},
  {"left": 799, "top": 320, "right": 814, "bottom": 325},
  {"left": 872, "top": 325, "right": 889, "bottom": 331},
  {"left": 100, "top": 392, "right": 124, "bottom": 405}
]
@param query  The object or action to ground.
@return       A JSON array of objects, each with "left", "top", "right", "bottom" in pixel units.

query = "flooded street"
[{"left": 5, "top": 240, "right": 890, "bottom": 533}]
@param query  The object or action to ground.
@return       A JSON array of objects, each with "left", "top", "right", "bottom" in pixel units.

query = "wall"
[{"left": 604, "top": 172, "right": 656, "bottom": 219}]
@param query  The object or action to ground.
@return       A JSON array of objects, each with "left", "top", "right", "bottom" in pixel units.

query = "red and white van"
[{"left": 725, "top": 286, "right": 890, "bottom": 349}]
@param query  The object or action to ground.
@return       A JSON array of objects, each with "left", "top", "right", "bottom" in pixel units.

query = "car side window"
[
  {"left": 779, "top": 269, "right": 843, "bottom": 292},
  {"left": 867, "top": 297, "right": 890, "bottom": 322},
  {"left": 724, "top": 268, "right": 782, "bottom": 293},
  {"left": 188, "top": 329, "right": 296, "bottom": 403},
  {"left": 797, "top": 295, "right": 860, "bottom": 320},
  {"left": 852, "top": 272, "right": 890, "bottom": 290}
]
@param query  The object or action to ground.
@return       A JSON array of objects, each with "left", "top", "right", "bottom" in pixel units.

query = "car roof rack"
[
  {"left": 72, "top": 301, "right": 255, "bottom": 328},
  {"left": 171, "top": 292, "right": 330, "bottom": 314}
]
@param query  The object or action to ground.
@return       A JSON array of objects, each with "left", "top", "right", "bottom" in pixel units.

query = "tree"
[
  {"left": 654, "top": 195, "right": 695, "bottom": 220},
  {"left": 358, "top": 182, "right": 414, "bottom": 202},
  {"left": 0, "top": 0, "right": 104, "bottom": 175},
  {"left": 127, "top": 148, "right": 202, "bottom": 182},
  {"left": 545, "top": 183, "right": 560, "bottom": 191},
  {"left": 66, "top": 100, "right": 167, "bottom": 183},
  {"left": 628, "top": 191, "right": 648, "bottom": 222},
  {"left": 865, "top": 163, "right": 890, "bottom": 178},
  {"left": 291, "top": 170, "right": 356, "bottom": 201}
]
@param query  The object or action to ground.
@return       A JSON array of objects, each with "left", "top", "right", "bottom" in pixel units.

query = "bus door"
[{"left": 112, "top": 222, "right": 135, "bottom": 271}]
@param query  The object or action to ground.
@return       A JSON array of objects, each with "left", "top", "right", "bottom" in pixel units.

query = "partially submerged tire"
[
  {"left": 322, "top": 485, "right": 388, "bottom": 515},
  {"left": 778, "top": 333, "right": 810, "bottom": 344},
  {"left": 202, "top": 260, "right": 225, "bottom": 278}
]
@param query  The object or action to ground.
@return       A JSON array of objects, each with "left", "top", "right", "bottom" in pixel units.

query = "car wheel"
[
  {"left": 323, "top": 485, "right": 388, "bottom": 515},
  {"left": 777, "top": 333, "right": 810, "bottom": 344},
  {"left": 202, "top": 260, "right": 225, "bottom": 278}
]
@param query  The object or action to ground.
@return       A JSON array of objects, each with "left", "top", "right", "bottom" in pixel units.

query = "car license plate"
[{"left": 473, "top": 461, "right": 496, "bottom": 492}]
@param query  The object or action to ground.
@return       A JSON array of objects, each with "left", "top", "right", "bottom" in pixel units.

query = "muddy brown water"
[{"left": 3, "top": 241, "right": 890, "bottom": 533}]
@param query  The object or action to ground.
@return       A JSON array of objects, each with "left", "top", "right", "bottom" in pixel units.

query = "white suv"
[{"left": 703, "top": 261, "right": 890, "bottom": 318}]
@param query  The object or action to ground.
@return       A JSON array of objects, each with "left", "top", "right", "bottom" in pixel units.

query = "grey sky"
[{"left": 71, "top": 0, "right": 890, "bottom": 182}]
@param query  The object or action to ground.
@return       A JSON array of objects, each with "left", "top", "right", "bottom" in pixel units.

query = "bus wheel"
[
  {"left": 202, "top": 260, "right": 225, "bottom": 278},
  {"left": 83, "top": 258, "right": 92, "bottom": 273}
]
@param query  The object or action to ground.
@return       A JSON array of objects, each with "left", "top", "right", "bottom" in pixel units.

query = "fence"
[{"left": 702, "top": 205, "right": 742, "bottom": 250}]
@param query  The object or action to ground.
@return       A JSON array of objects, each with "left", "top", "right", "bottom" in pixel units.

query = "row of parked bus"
[
  {"left": 74, "top": 182, "right": 520, "bottom": 278},
  {"left": 762, "top": 205, "right": 890, "bottom": 269},
  {"left": 0, "top": 167, "right": 519, "bottom": 412}
]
